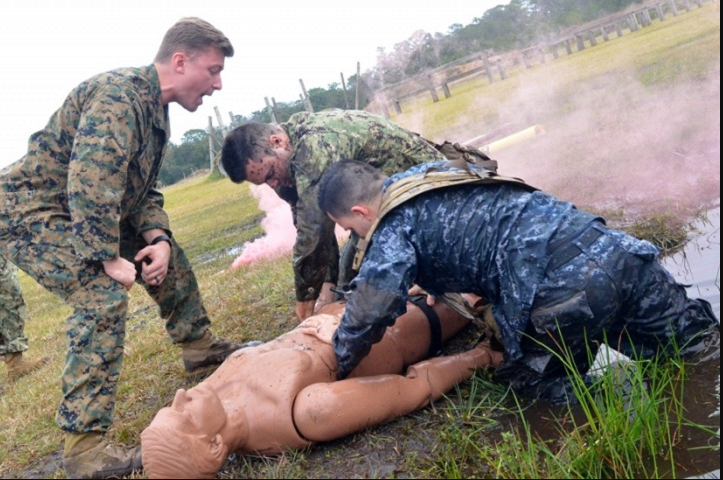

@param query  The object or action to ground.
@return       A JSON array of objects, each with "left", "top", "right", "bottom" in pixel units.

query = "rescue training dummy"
[{"left": 141, "top": 296, "right": 503, "bottom": 479}]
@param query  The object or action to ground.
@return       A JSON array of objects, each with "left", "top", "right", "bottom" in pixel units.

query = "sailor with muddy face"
[{"left": 141, "top": 299, "right": 503, "bottom": 479}]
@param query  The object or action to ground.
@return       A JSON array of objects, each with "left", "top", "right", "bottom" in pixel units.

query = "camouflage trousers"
[
  {"left": 494, "top": 222, "right": 719, "bottom": 404},
  {"left": 0, "top": 221, "right": 210, "bottom": 433},
  {"left": 0, "top": 253, "right": 29, "bottom": 356}
]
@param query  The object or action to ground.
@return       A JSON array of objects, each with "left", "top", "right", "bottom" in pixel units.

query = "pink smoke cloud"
[{"left": 232, "top": 184, "right": 349, "bottom": 268}]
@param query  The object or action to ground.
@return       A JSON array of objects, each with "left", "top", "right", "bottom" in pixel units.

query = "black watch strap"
[{"left": 150, "top": 234, "right": 172, "bottom": 247}]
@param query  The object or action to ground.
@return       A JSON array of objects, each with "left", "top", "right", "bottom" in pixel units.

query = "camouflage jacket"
[
  {"left": 333, "top": 161, "right": 602, "bottom": 379},
  {"left": 276, "top": 109, "right": 446, "bottom": 301},
  {"left": 0, "top": 65, "right": 170, "bottom": 262}
]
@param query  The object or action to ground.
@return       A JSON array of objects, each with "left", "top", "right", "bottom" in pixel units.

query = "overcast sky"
[{"left": 0, "top": 0, "right": 505, "bottom": 168}]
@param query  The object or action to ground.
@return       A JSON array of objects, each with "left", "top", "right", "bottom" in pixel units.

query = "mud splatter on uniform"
[
  {"left": 0, "top": 65, "right": 210, "bottom": 432},
  {"left": 334, "top": 161, "right": 718, "bottom": 403},
  {"left": 275, "top": 110, "right": 446, "bottom": 302}
]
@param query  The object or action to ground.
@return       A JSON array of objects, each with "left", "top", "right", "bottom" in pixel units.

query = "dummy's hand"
[
  {"left": 408, "top": 285, "right": 436, "bottom": 306},
  {"left": 296, "top": 299, "right": 315, "bottom": 322},
  {"left": 299, "top": 313, "right": 340, "bottom": 345},
  {"left": 102, "top": 257, "right": 137, "bottom": 291},
  {"left": 134, "top": 242, "right": 171, "bottom": 286}
]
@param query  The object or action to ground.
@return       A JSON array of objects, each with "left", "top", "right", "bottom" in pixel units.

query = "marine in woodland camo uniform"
[
  {"left": 318, "top": 160, "right": 719, "bottom": 404},
  {"left": 0, "top": 65, "right": 211, "bottom": 433},
  {"left": 0, "top": 253, "right": 30, "bottom": 356},
  {"left": 273, "top": 109, "right": 447, "bottom": 304}
]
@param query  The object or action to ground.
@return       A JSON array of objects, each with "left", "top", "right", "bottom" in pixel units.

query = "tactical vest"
[{"left": 352, "top": 159, "right": 537, "bottom": 270}]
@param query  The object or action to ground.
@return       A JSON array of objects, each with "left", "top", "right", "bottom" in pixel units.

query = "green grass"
[{"left": 1, "top": 4, "right": 719, "bottom": 479}]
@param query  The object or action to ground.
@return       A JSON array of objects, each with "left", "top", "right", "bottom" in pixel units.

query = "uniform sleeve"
[
  {"left": 333, "top": 220, "right": 417, "bottom": 379},
  {"left": 67, "top": 92, "right": 137, "bottom": 262},
  {"left": 130, "top": 187, "right": 170, "bottom": 235},
  {"left": 290, "top": 135, "right": 347, "bottom": 302},
  {"left": 292, "top": 180, "right": 338, "bottom": 301}
]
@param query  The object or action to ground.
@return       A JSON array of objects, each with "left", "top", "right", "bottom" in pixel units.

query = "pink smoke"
[{"left": 232, "top": 184, "right": 349, "bottom": 268}]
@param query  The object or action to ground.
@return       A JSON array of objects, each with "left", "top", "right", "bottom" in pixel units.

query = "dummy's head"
[
  {"left": 318, "top": 159, "right": 388, "bottom": 237},
  {"left": 141, "top": 384, "right": 233, "bottom": 479},
  {"left": 221, "top": 122, "right": 293, "bottom": 188}
]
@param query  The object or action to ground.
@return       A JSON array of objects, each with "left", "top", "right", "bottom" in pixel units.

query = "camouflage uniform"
[
  {"left": 0, "top": 253, "right": 29, "bottom": 356},
  {"left": 274, "top": 109, "right": 446, "bottom": 302},
  {"left": 0, "top": 65, "right": 210, "bottom": 432},
  {"left": 334, "top": 161, "right": 719, "bottom": 404}
]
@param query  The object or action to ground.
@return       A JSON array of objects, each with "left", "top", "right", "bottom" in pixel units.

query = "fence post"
[
  {"left": 264, "top": 97, "right": 277, "bottom": 123},
  {"left": 575, "top": 33, "right": 586, "bottom": 51},
  {"left": 299, "top": 79, "right": 314, "bottom": 113},
  {"left": 669, "top": 0, "right": 679, "bottom": 16},
  {"left": 340, "top": 72, "right": 350, "bottom": 109},
  {"left": 393, "top": 99, "right": 402, "bottom": 114},
  {"left": 426, "top": 75, "right": 439, "bottom": 102},
  {"left": 483, "top": 56, "right": 495, "bottom": 83},
  {"left": 656, "top": 4, "right": 666, "bottom": 20},
  {"left": 601, "top": 26, "right": 610, "bottom": 41},
  {"left": 615, "top": 21, "right": 624, "bottom": 37},
  {"left": 441, "top": 82, "right": 451, "bottom": 98},
  {"left": 550, "top": 42, "right": 559, "bottom": 59},
  {"left": 564, "top": 38, "right": 573, "bottom": 54},
  {"left": 496, "top": 59, "right": 507, "bottom": 80},
  {"left": 588, "top": 30, "right": 597, "bottom": 46}
]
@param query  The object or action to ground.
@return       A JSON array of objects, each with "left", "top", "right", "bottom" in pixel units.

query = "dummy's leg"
[{"left": 292, "top": 343, "right": 503, "bottom": 442}]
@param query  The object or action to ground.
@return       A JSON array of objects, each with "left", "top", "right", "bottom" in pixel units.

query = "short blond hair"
[{"left": 155, "top": 17, "right": 234, "bottom": 63}]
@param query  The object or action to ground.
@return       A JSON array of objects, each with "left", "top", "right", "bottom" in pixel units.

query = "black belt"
[
  {"left": 409, "top": 295, "right": 443, "bottom": 357},
  {"left": 547, "top": 224, "right": 604, "bottom": 272}
]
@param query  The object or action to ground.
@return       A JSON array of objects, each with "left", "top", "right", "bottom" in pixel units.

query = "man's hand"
[
  {"left": 314, "top": 282, "right": 336, "bottom": 312},
  {"left": 101, "top": 257, "right": 137, "bottom": 290},
  {"left": 134, "top": 242, "right": 171, "bottom": 286},
  {"left": 408, "top": 284, "right": 436, "bottom": 306},
  {"left": 296, "top": 299, "right": 315, "bottom": 322}
]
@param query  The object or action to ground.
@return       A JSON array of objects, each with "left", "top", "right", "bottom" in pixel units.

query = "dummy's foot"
[
  {"left": 4, "top": 352, "right": 50, "bottom": 382},
  {"left": 181, "top": 331, "right": 261, "bottom": 374},
  {"left": 63, "top": 432, "right": 142, "bottom": 479}
]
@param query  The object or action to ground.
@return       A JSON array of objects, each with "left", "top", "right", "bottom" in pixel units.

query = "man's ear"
[
  {"left": 208, "top": 433, "right": 226, "bottom": 459},
  {"left": 350, "top": 205, "right": 371, "bottom": 219},
  {"left": 171, "top": 52, "right": 186, "bottom": 73}
]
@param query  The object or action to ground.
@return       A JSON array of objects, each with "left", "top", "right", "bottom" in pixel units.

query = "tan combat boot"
[
  {"left": 181, "top": 330, "right": 261, "bottom": 374},
  {"left": 62, "top": 432, "right": 143, "bottom": 479},
  {"left": 4, "top": 352, "right": 49, "bottom": 382}
]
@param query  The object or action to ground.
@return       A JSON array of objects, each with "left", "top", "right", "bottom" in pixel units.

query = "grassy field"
[{"left": 1, "top": 3, "right": 719, "bottom": 478}]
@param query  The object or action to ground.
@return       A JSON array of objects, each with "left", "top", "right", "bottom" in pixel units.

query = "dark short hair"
[
  {"left": 221, "top": 123, "right": 281, "bottom": 183},
  {"left": 318, "top": 159, "right": 387, "bottom": 218},
  {"left": 155, "top": 17, "right": 234, "bottom": 63}
]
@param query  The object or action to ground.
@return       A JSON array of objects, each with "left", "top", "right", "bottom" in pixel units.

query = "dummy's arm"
[{"left": 293, "top": 342, "right": 503, "bottom": 442}]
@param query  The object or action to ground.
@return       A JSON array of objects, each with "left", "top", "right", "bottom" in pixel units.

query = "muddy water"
[
  {"left": 661, "top": 204, "right": 720, "bottom": 479},
  {"left": 521, "top": 203, "right": 720, "bottom": 479}
]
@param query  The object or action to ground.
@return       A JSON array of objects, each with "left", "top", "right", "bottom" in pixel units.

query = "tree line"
[{"left": 158, "top": 0, "right": 642, "bottom": 186}]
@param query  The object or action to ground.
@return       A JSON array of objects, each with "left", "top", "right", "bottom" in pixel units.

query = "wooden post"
[
  {"left": 228, "top": 111, "right": 235, "bottom": 126},
  {"left": 271, "top": 97, "right": 282, "bottom": 123},
  {"left": 682, "top": 0, "right": 691, "bottom": 11},
  {"left": 669, "top": 0, "right": 679, "bottom": 16},
  {"left": 575, "top": 33, "right": 586, "bottom": 51},
  {"left": 299, "top": 79, "right": 314, "bottom": 113},
  {"left": 425, "top": 75, "right": 439, "bottom": 102},
  {"left": 656, "top": 4, "right": 666, "bottom": 20},
  {"left": 340, "top": 72, "right": 350, "bottom": 109},
  {"left": 393, "top": 99, "right": 402, "bottom": 114},
  {"left": 601, "top": 26, "right": 610, "bottom": 41},
  {"left": 207, "top": 116, "right": 215, "bottom": 172},
  {"left": 496, "top": 59, "right": 507, "bottom": 80},
  {"left": 538, "top": 47, "right": 546, "bottom": 64},
  {"left": 214, "top": 106, "right": 226, "bottom": 133},
  {"left": 628, "top": 14, "right": 639, "bottom": 32},
  {"left": 615, "top": 21, "right": 624, "bottom": 37},
  {"left": 483, "top": 56, "right": 495, "bottom": 84},
  {"left": 642, "top": 9, "right": 652, "bottom": 26},
  {"left": 441, "top": 82, "right": 451, "bottom": 99},
  {"left": 550, "top": 43, "right": 559, "bottom": 59},
  {"left": 355, "top": 62, "right": 360, "bottom": 110},
  {"left": 588, "top": 30, "right": 597, "bottom": 46},
  {"left": 522, "top": 51, "right": 531, "bottom": 68},
  {"left": 264, "top": 97, "right": 277, "bottom": 123},
  {"left": 564, "top": 38, "right": 573, "bottom": 55}
]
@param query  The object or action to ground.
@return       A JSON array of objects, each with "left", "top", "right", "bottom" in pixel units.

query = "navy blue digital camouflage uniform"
[
  {"left": 0, "top": 65, "right": 211, "bottom": 432},
  {"left": 334, "top": 161, "right": 719, "bottom": 404}
]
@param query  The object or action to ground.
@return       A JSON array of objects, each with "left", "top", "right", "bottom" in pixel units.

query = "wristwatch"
[{"left": 150, "top": 234, "right": 172, "bottom": 247}]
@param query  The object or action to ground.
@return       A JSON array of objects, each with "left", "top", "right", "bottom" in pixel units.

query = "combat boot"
[
  {"left": 62, "top": 432, "right": 143, "bottom": 479},
  {"left": 181, "top": 330, "right": 261, "bottom": 374},
  {"left": 4, "top": 352, "right": 49, "bottom": 382}
]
